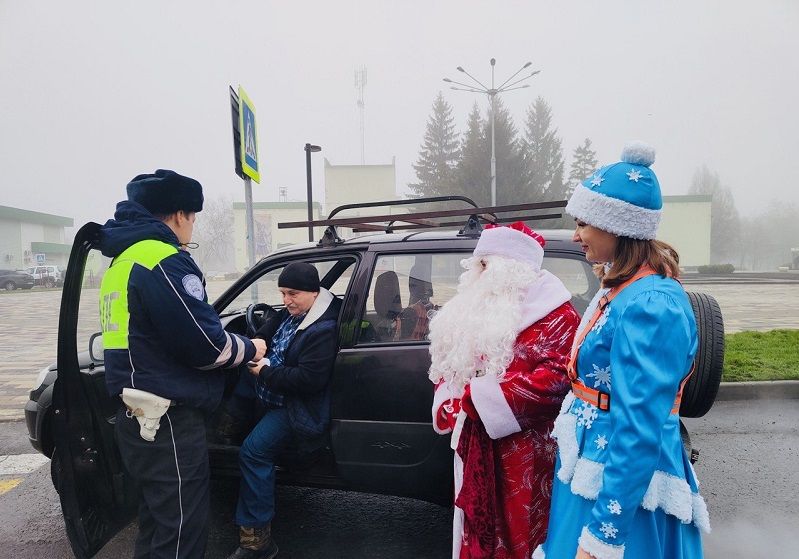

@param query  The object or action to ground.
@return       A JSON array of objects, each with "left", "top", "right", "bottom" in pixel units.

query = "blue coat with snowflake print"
[{"left": 534, "top": 273, "right": 709, "bottom": 559}]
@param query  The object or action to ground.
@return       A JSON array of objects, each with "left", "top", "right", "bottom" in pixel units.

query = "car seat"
[{"left": 373, "top": 271, "right": 403, "bottom": 341}]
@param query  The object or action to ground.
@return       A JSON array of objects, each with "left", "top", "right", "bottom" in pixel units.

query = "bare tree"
[
  {"left": 689, "top": 165, "right": 740, "bottom": 264},
  {"left": 191, "top": 195, "right": 235, "bottom": 274}
]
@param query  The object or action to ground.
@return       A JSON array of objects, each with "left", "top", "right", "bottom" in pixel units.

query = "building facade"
[
  {"left": 0, "top": 205, "right": 73, "bottom": 270},
  {"left": 658, "top": 195, "right": 712, "bottom": 268}
]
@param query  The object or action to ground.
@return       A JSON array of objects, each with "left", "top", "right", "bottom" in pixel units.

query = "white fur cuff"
[
  {"left": 469, "top": 374, "right": 521, "bottom": 440},
  {"left": 578, "top": 526, "right": 625, "bottom": 559},
  {"left": 532, "top": 545, "right": 546, "bottom": 558}
]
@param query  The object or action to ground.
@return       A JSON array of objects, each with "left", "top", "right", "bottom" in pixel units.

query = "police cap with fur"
[{"left": 126, "top": 169, "right": 204, "bottom": 215}]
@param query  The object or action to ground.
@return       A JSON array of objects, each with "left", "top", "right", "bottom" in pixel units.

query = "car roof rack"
[{"left": 278, "top": 195, "right": 567, "bottom": 247}]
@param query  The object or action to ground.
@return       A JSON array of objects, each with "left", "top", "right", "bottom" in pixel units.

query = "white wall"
[{"left": 659, "top": 196, "right": 712, "bottom": 268}]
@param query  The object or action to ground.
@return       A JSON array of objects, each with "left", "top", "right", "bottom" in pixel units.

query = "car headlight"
[{"left": 33, "top": 366, "right": 52, "bottom": 390}]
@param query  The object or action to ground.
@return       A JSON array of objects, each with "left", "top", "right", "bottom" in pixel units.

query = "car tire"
[
  {"left": 44, "top": 278, "right": 56, "bottom": 288},
  {"left": 3, "top": 280, "right": 16, "bottom": 291},
  {"left": 680, "top": 292, "right": 725, "bottom": 418}
]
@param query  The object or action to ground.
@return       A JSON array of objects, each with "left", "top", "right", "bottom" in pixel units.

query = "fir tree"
[
  {"left": 453, "top": 102, "right": 490, "bottom": 206},
  {"left": 567, "top": 138, "right": 599, "bottom": 199},
  {"left": 409, "top": 93, "right": 460, "bottom": 198},
  {"left": 520, "top": 97, "right": 565, "bottom": 204},
  {"left": 489, "top": 97, "right": 526, "bottom": 206}
]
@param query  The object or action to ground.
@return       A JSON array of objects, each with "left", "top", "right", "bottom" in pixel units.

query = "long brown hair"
[{"left": 597, "top": 237, "right": 681, "bottom": 288}]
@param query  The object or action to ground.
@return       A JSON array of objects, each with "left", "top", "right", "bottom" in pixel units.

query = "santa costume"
[{"left": 428, "top": 222, "right": 581, "bottom": 559}]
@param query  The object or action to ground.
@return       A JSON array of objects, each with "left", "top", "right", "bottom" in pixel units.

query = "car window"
[
  {"left": 222, "top": 256, "right": 357, "bottom": 312},
  {"left": 541, "top": 254, "right": 599, "bottom": 316},
  {"left": 357, "top": 252, "right": 466, "bottom": 344}
]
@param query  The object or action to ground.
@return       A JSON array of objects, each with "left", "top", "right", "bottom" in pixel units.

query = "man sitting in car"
[{"left": 225, "top": 262, "right": 341, "bottom": 559}]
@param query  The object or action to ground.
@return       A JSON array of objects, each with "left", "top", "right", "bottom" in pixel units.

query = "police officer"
[{"left": 99, "top": 169, "right": 267, "bottom": 558}]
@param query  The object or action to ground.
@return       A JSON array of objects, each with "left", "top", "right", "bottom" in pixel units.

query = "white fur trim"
[
  {"left": 571, "top": 457, "right": 604, "bottom": 499},
  {"left": 692, "top": 492, "right": 712, "bottom": 534},
  {"left": 432, "top": 381, "right": 461, "bottom": 435},
  {"left": 552, "top": 393, "right": 578, "bottom": 483},
  {"left": 297, "top": 287, "right": 335, "bottom": 331},
  {"left": 469, "top": 374, "right": 521, "bottom": 440},
  {"left": 566, "top": 184, "right": 661, "bottom": 240},
  {"left": 452, "top": 452, "right": 465, "bottom": 559},
  {"left": 578, "top": 526, "right": 625, "bottom": 559},
  {"left": 474, "top": 226, "right": 544, "bottom": 269},
  {"left": 562, "top": 455, "right": 711, "bottom": 532},
  {"left": 620, "top": 141, "right": 656, "bottom": 166},
  {"left": 532, "top": 545, "right": 546, "bottom": 559},
  {"left": 518, "top": 270, "right": 572, "bottom": 331}
]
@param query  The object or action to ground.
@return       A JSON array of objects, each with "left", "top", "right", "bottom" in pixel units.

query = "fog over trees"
[{"left": 411, "top": 95, "right": 797, "bottom": 270}]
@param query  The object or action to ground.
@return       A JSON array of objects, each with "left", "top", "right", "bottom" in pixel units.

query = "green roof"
[
  {"left": 233, "top": 201, "right": 322, "bottom": 210},
  {"left": 0, "top": 205, "right": 73, "bottom": 227},
  {"left": 30, "top": 242, "right": 72, "bottom": 254}
]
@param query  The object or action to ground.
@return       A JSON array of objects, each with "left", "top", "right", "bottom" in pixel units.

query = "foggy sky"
[{"left": 1, "top": 0, "right": 797, "bottom": 232}]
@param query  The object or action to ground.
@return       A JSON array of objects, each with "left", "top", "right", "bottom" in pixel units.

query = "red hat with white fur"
[{"left": 473, "top": 222, "right": 545, "bottom": 269}]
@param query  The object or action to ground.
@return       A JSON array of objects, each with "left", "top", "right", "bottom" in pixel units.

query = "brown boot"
[{"left": 226, "top": 525, "right": 278, "bottom": 559}]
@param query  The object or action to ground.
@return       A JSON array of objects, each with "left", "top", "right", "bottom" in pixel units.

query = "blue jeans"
[{"left": 235, "top": 406, "right": 293, "bottom": 527}]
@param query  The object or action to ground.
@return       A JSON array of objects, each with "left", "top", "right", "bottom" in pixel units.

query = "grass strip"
[{"left": 723, "top": 329, "right": 799, "bottom": 381}]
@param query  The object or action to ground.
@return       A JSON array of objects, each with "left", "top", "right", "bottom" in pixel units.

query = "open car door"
[{"left": 51, "top": 222, "right": 137, "bottom": 558}]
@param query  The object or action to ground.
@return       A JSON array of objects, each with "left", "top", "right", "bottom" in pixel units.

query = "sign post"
[
  {"left": 230, "top": 85, "right": 260, "bottom": 271},
  {"left": 35, "top": 253, "right": 46, "bottom": 265}
]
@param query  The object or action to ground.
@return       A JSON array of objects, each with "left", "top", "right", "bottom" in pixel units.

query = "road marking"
[
  {"left": 0, "top": 454, "right": 50, "bottom": 475},
  {"left": 0, "top": 478, "right": 22, "bottom": 495}
]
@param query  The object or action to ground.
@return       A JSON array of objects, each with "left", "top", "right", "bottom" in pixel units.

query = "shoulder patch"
[{"left": 181, "top": 274, "right": 205, "bottom": 300}]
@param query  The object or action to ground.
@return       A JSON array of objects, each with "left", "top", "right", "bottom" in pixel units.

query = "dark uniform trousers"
[{"left": 116, "top": 405, "right": 210, "bottom": 559}]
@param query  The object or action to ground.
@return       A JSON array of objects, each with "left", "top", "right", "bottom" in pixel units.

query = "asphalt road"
[{"left": 0, "top": 398, "right": 797, "bottom": 558}]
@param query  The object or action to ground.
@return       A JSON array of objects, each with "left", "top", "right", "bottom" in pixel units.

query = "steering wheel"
[{"left": 245, "top": 303, "right": 277, "bottom": 337}]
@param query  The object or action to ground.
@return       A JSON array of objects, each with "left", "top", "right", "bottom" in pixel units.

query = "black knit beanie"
[
  {"left": 278, "top": 262, "right": 320, "bottom": 292},
  {"left": 126, "top": 169, "right": 204, "bottom": 215}
]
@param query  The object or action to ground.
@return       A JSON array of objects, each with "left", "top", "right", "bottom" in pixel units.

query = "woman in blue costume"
[{"left": 534, "top": 143, "right": 709, "bottom": 559}]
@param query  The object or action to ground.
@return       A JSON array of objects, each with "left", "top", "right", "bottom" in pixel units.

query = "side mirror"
[{"left": 89, "top": 332, "right": 104, "bottom": 363}]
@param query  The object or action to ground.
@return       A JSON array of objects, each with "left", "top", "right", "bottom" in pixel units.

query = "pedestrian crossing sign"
[{"left": 238, "top": 86, "right": 260, "bottom": 183}]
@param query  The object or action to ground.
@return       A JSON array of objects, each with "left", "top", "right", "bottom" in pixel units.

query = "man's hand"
[
  {"left": 251, "top": 338, "right": 267, "bottom": 361},
  {"left": 248, "top": 357, "right": 270, "bottom": 376}
]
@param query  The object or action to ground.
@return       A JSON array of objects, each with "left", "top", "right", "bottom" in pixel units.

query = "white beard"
[{"left": 428, "top": 254, "right": 540, "bottom": 394}]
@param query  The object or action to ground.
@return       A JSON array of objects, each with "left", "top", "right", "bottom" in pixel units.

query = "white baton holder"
[{"left": 121, "top": 387, "right": 172, "bottom": 442}]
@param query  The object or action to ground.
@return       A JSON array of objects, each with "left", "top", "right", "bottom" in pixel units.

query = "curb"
[{"left": 716, "top": 380, "right": 799, "bottom": 401}]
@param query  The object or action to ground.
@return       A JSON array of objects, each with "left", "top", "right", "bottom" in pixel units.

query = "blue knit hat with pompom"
[{"left": 565, "top": 141, "right": 662, "bottom": 240}]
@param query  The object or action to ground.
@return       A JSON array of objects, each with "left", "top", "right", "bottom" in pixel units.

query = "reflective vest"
[{"left": 99, "top": 239, "right": 178, "bottom": 350}]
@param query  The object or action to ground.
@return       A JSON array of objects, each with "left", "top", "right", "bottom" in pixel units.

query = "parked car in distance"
[
  {"left": 0, "top": 268, "right": 35, "bottom": 290},
  {"left": 26, "top": 265, "right": 64, "bottom": 288},
  {"left": 25, "top": 197, "right": 724, "bottom": 558}
]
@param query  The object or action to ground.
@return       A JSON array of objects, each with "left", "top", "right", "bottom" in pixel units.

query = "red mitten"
[
  {"left": 461, "top": 384, "right": 479, "bottom": 420},
  {"left": 436, "top": 398, "right": 462, "bottom": 432}
]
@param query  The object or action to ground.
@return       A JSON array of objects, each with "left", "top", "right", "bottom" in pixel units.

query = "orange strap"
[{"left": 568, "top": 267, "right": 693, "bottom": 415}]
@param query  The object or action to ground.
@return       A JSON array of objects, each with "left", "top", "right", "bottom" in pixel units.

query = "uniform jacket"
[
  {"left": 100, "top": 201, "right": 256, "bottom": 411},
  {"left": 255, "top": 288, "right": 341, "bottom": 437},
  {"left": 543, "top": 273, "right": 709, "bottom": 559}
]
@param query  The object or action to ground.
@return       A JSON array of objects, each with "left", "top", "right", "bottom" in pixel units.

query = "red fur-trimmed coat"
[{"left": 432, "top": 302, "right": 580, "bottom": 559}]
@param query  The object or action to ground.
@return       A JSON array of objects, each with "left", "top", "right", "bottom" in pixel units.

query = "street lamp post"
[
  {"left": 304, "top": 143, "right": 322, "bottom": 242},
  {"left": 444, "top": 58, "right": 540, "bottom": 206}
]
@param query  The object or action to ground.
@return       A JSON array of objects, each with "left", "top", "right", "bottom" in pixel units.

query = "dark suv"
[
  {"left": 24, "top": 198, "right": 723, "bottom": 558},
  {"left": 0, "top": 268, "right": 35, "bottom": 290}
]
